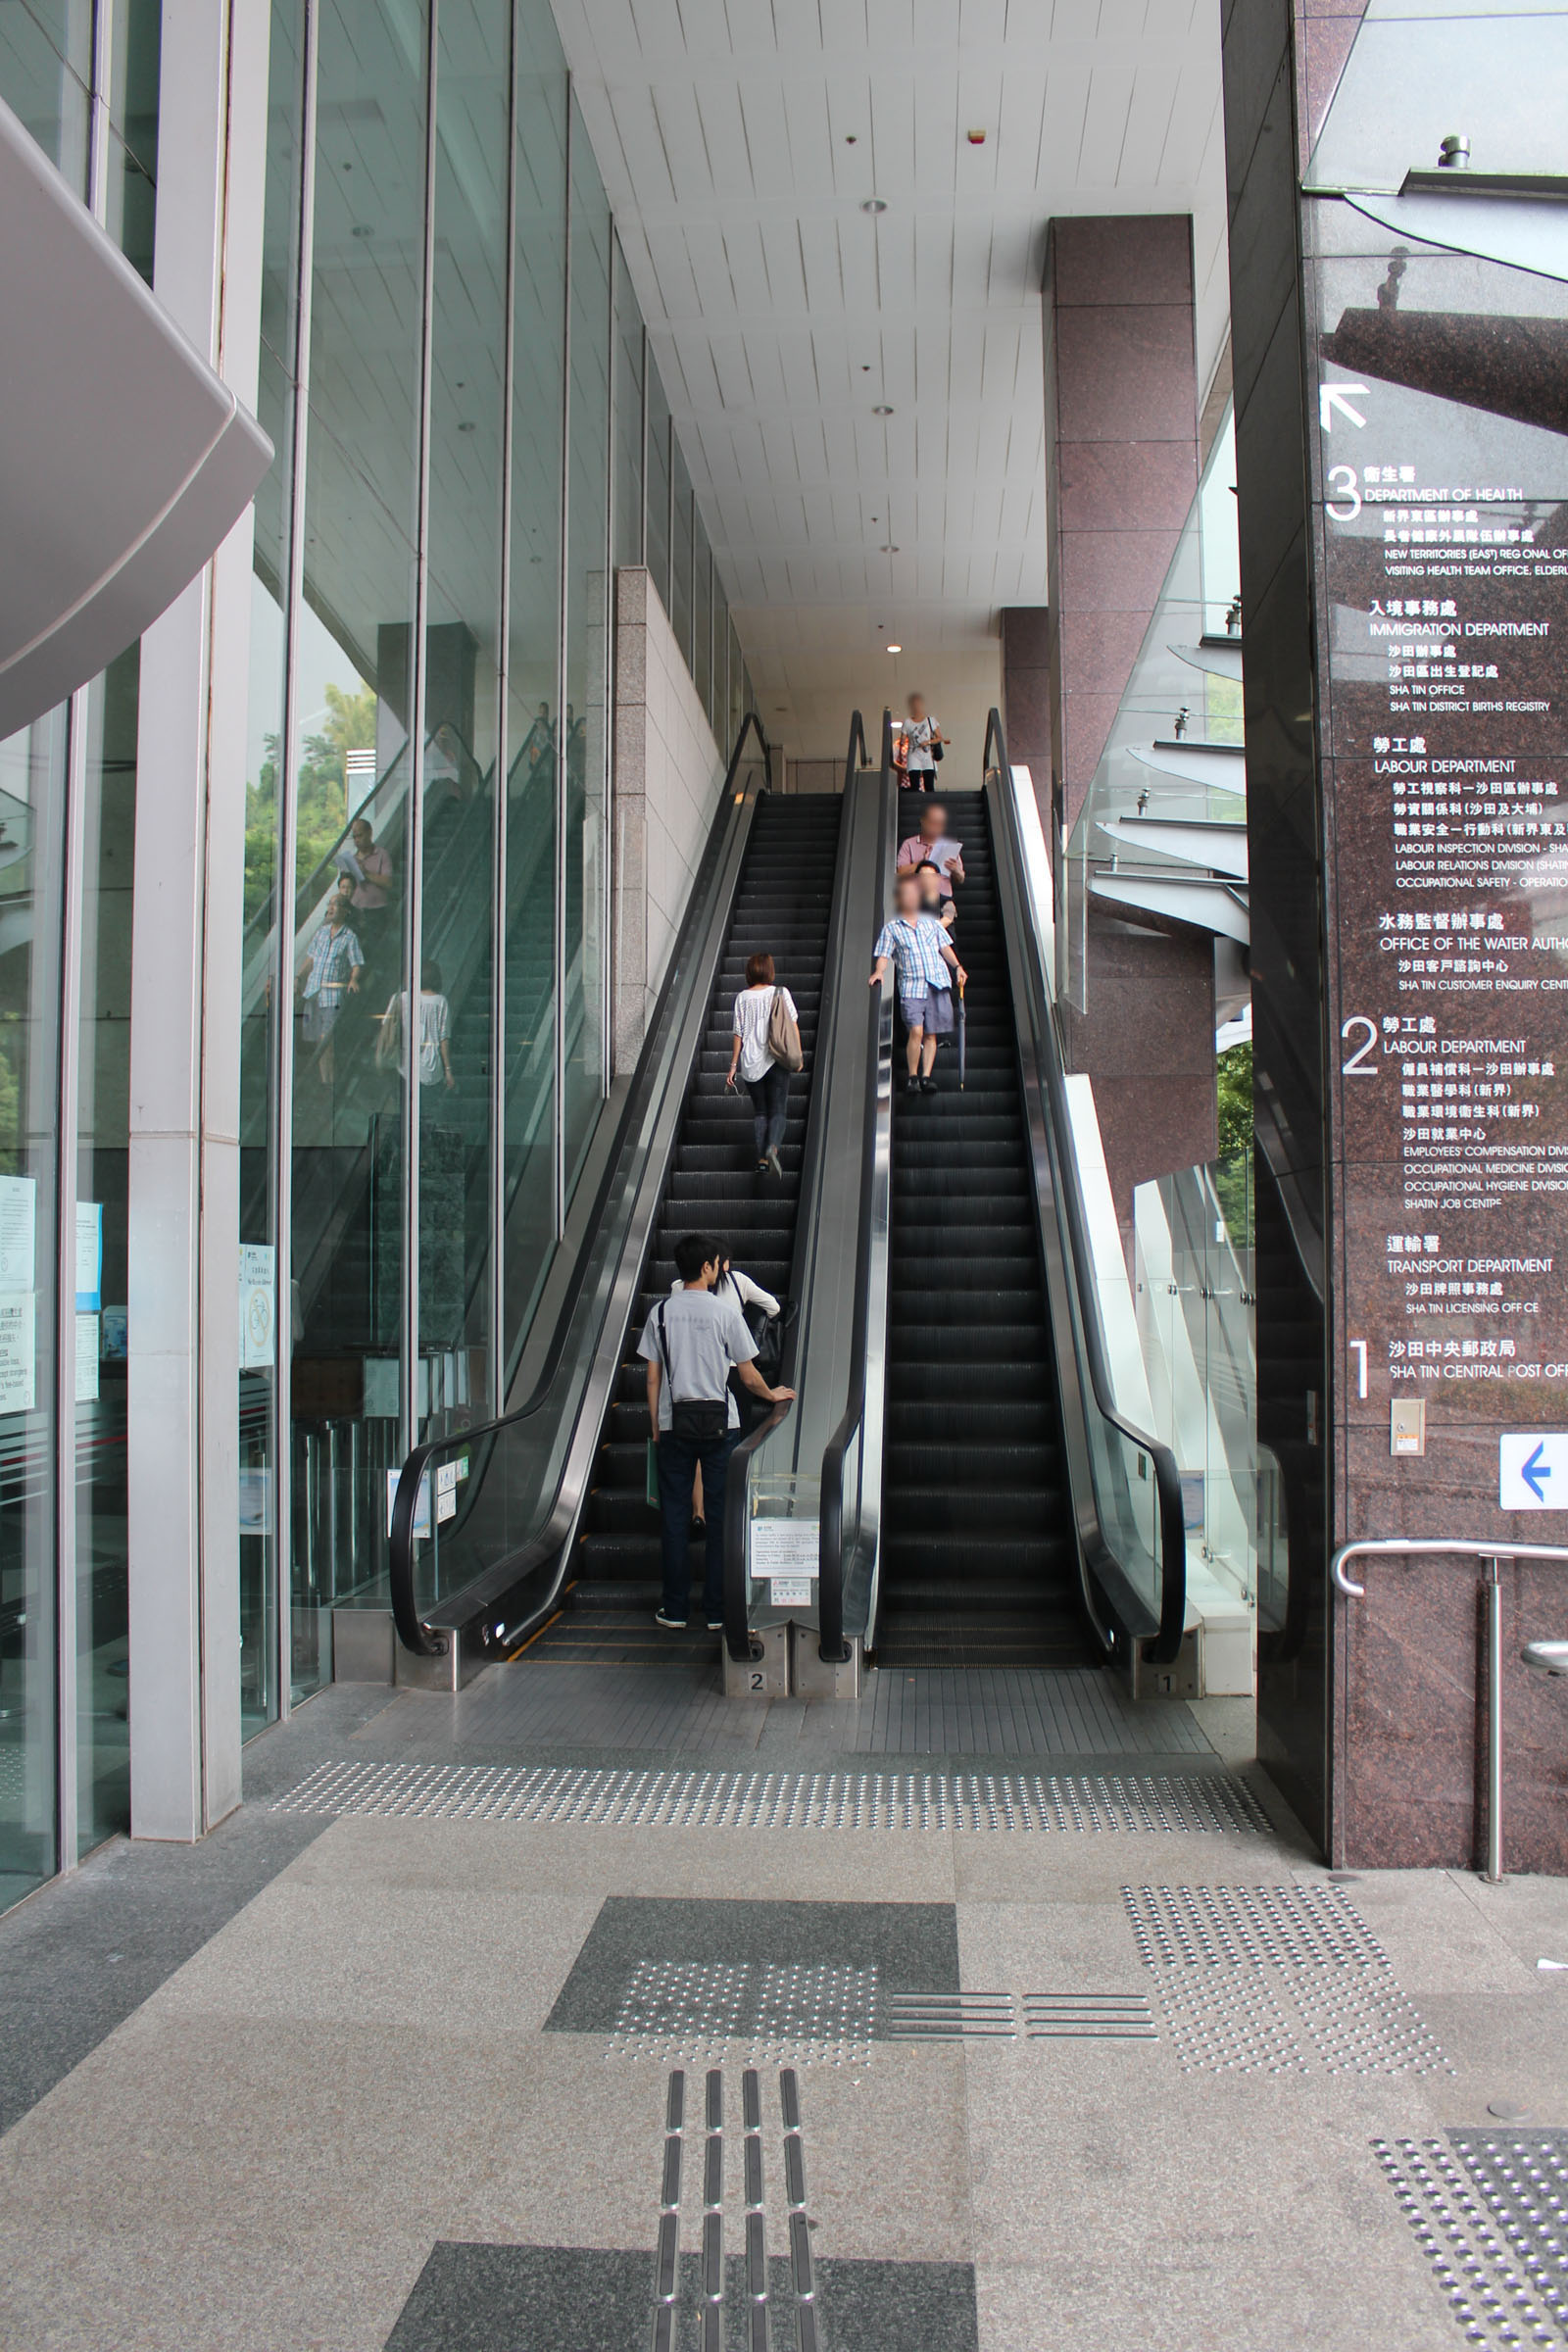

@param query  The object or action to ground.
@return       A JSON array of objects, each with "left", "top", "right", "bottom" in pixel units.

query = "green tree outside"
[{"left": 245, "top": 680, "right": 378, "bottom": 932}]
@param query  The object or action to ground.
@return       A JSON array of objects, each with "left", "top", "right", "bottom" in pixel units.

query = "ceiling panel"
[{"left": 551, "top": 0, "right": 1227, "bottom": 754}]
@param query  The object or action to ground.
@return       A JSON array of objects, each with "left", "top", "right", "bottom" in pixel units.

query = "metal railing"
[
  {"left": 1334, "top": 1537, "right": 1568, "bottom": 1881},
  {"left": 387, "top": 711, "right": 771, "bottom": 1666},
  {"left": 722, "top": 709, "right": 880, "bottom": 1661},
  {"left": 984, "top": 708, "right": 1187, "bottom": 1660},
  {"left": 815, "top": 710, "right": 895, "bottom": 1663}
]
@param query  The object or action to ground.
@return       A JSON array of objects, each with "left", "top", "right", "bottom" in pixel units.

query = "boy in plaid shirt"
[{"left": 870, "top": 870, "right": 967, "bottom": 1095}]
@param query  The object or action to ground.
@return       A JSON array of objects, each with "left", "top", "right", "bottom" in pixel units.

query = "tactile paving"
[
  {"left": 609, "top": 1959, "right": 877, "bottom": 2067},
  {"left": 272, "top": 1758, "right": 1271, "bottom": 1833},
  {"left": 1126, "top": 1886, "right": 1449, "bottom": 2078},
  {"left": 1378, "top": 2132, "right": 1568, "bottom": 2345}
]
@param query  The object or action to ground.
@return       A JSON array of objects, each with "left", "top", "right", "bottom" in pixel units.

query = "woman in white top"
[
  {"left": 725, "top": 951, "right": 799, "bottom": 1178},
  {"left": 379, "top": 957, "right": 455, "bottom": 1090}
]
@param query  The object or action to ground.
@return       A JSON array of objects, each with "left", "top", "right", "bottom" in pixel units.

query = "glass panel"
[
  {"left": 693, "top": 513, "right": 712, "bottom": 730},
  {"left": 74, "top": 650, "right": 135, "bottom": 1850},
  {"left": 104, "top": 0, "right": 160, "bottom": 281},
  {"left": 562, "top": 92, "right": 611, "bottom": 1193},
  {"left": 670, "top": 432, "right": 693, "bottom": 667},
  {"left": 0, "top": 0, "right": 92, "bottom": 190},
  {"left": 287, "top": 0, "right": 427, "bottom": 1699},
  {"left": 728, "top": 615, "right": 743, "bottom": 755},
  {"left": 239, "top": 0, "right": 307, "bottom": 1739},
  {"left": 645, "top": 358, "right": 671, "bottom": 612},
  {"left": 503, "top": 7, "right": 566, "bottom": 1359},
  {"left": 612, "top": 234, "right": 644, "bottom": 570},
  {"left": 415, "top": 0, "right": 510, "bottom": 1459},
  {"left": 711, "top": 566, "right": 728, "bottom": 746},
  {"left": 0, "top": 707, "right": 66, "bottom": 1912}
]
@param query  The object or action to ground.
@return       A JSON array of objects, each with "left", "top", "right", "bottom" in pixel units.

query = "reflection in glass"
[
  {"left": 287, "top": 0, "right": 427, "bottom": 1699},
  {"left": 612, "top": 237, "right": 645, "bottom": 570},
  {"left": 563, "top": 95, "right": 612, "bottom": 1194},
  {"left": 693, "top": 512, "right": 712, "bottom": 730},
  {"left": 504, "top": 19, "right": 566, "bottom": 1359},
  {"left": 0, "top": 0, "right": 92, "bottom": 192},
  {"left": 238, "top": 0, "right": 306, "bottom": 1737},
  {"left": 670, "top": 432, "right": 694, "bottom": 667},
  {"left": 0, "top": 709, "right": 64, "bottom": 1910},
  {"left": 416, "top": 0, "right": 510, "bottom": 1458},
  {"left": 74, "top": 653, "right": 136, "bottom": 1850}
]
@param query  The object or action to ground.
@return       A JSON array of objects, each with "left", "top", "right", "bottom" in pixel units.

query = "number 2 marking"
[{"left": 1341, "top": 1016, "right": 1378, "bottom": 1075}]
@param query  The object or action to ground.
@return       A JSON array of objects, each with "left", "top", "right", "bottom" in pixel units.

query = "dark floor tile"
[{"left": 544, "top": 1895, "right": 959, "bottom": 2034}]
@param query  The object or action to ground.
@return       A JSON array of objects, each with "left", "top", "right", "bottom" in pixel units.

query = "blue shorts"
[{"left": 900, "top": 984, "right": 954, "bottom": 1037}]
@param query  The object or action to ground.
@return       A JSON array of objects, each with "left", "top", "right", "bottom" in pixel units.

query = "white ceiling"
[{"left": 551, "top": 0, "right": 1231, "bottom": 761}]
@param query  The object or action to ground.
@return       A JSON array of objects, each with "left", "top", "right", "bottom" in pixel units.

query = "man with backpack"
[{"left": 640, "top": 1232, "right": 797, "bottom": 1631}]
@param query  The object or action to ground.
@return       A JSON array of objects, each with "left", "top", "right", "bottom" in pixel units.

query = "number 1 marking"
[{"left": 1349, "top": 1340, "right": 1367, "bottom": 1398}]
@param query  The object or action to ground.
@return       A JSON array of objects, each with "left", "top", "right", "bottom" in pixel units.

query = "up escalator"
[
  {"left": 878, "top": 787, "right": 1084, "bottom": 1666},
  {"left": 536, "top": 791, "right": 844, "bottom": 1660}
]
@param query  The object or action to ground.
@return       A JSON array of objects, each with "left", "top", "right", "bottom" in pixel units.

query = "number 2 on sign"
[{"left": 1341, "top": 1016, "right": 1378, "bottom": 1075}]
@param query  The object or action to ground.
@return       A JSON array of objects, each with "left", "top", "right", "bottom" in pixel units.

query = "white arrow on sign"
[
  {"left": 1320, "top": 382, "right": 1369, "bottom": 430},
  {"left": 1500, "top": 1431, "right": 1568, "bottom": 1511}
]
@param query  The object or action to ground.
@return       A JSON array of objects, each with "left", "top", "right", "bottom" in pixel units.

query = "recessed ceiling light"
[
  {"left": 351, "top": 224, "right": 373, "bottom": 239},
  {"left": 860, "top": 198, "right": 887, "bottom": 215},
  {"left": 872, "top": 405, "right": 894, "bottom": 416},
  {"left": 886, "top": 643, "right": 902, "bottom": 654},
  {"left": 458, "top": 420, "right": 476, "bottom": 433},
  {"left": 879, "top": 544, "right": 899, "bottom": 554}
]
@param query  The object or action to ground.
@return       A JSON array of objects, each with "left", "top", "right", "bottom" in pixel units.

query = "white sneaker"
[{"left": 654, "top": 1608, "right": 687, "bottom": 1630}]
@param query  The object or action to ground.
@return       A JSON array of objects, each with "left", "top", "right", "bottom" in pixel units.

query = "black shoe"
[
  {"left": 690, "top": 1515, "right": 707, "bottom": 1542},
  {"left": 919, "top": 1075, "right": 938, "bottom": 1094},
  {"left": 756, "top": 1157, "right": 769, "bottom": 1172},
  {"left": 654, "top": 1608, "right": 687, "bottom": 1630},
  {"left": 903, "top": 1075, "right": 920, "bottom": 1095}
]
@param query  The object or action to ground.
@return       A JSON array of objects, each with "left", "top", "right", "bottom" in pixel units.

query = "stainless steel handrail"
[
  {"left": 388, "top": 712, "right": 771, "bottom": 1662},
  {"left": 720, "top": 710, "right": 870, "bottom": 1659},
  {"left": 816, "top": 710, "right": 895, "bottom": 1662},
  {"left": 984, "top": 710, "right": 1186, "bottom": 1659},
  {"left": 1334, "top": 1537, "right": 1568, "bottom": 1882}
]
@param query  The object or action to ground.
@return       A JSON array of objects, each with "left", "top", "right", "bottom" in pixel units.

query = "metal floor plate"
[{"left": 270, "top": 1759, "right": 1271, "bottom": 1834}]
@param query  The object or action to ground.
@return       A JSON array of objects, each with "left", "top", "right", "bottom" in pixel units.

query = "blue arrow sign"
[{"left": 1501, "top": 1434, "right": 1568, "bottom": 1510}]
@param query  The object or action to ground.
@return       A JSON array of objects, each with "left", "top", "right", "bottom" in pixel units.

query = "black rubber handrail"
[
  {"left": 389, "top": 710, "right": 772, "bottom": 1658},
  {"left": 983, "top": 707, "right": 1187, "bottom": 1663},
  {"left": 721, "top": 710, "right": 874, "bottom": 1661},
  {"left": 815, "top": 710, "right": 895, "bottom": 1664}
]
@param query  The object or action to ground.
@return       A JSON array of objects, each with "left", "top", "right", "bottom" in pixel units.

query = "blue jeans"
[
  {"left": 746, "top": 1064, "right": 789, "bottom": 1156},
  {"left": 656, "top": 1427, "right": 739, "bottom": 1619}
]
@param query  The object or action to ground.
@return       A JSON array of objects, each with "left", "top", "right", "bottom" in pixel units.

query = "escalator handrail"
[
  {"left": 389, "top": 710, "right": 772, "bottom": 1656},
  {"left": 720, "top": 710, "right": 873, "bottom": 1661},
  {"left": 815, "top": 710, "right": 896, "bottom": 1664},
  {"left": 983, "top": 707, "right": 1187, "bottom": 1662}
]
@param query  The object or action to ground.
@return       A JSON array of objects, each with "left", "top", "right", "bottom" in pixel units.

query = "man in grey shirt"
[{"left": 639, "top": 1231, "right": 796, "bottom": 1631}]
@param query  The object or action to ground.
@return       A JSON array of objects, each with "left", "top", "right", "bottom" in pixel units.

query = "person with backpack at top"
[
  {"left": 640, "top": 1233, "right": 796, "bottom": 1631},
  {"left": 725, "top": 951, "right": 802, "bottom": 1179},
  {"left": 902, "top": 692, "right": 946, "bottom": 790},
  {"left": 870, "top": 868, "right": 966, "bottom": 1095}
]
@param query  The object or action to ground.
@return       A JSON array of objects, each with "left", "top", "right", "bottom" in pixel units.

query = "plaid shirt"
[
  {"left": 874, "top": 913, "right": 953, "bottom": 995},
  {"left": 302, "top": 920, "right": 364, "bottom": 1000}
]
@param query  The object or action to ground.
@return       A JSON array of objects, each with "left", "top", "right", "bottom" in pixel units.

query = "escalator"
[
  {"left": 533, "top": 793, "right": 844, "bottom": 1660},
  {"left": 878, "top": 787, "right": 1084, "bottom": 1666}
]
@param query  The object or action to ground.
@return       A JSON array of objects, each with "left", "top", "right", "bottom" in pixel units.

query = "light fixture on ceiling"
[
  {"left": 351, "top": 224, "right": 373, "bottom": 239},
  {"left": 967, "top": 127, "right": 987, "bottom": 145},
  {"left": 860, "top": 198, "right": 887, "bottom": 214},
  {"left": 458, "top": 421, "right": 476, "bottom": 434},
  {"left": 886, "top": 643, "right": 902, "bottom": 654},
  {"left": 879, "top": 544, "right": 899, "bottom": 554},
  {"left": 872, "top": 405, "right": 894, "bottom": 416}
]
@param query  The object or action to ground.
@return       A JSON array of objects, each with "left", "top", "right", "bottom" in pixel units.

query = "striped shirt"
[
  {"left": 301, "top": 920, "right": 364, "bottom": 1000},
  {"left": 874, "top": 914, "right": 953, "bottom": 996}
]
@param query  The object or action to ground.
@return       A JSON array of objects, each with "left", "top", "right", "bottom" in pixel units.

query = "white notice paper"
[
  {"left": 0, "top": 1291, "right": 35, "bottom": 1411},
  {"left": 769, "top": 1576, "right": 812, "bottom": 1607},
  {"left": 238, "top": 1244, "right": 276, "bottom": 1371},
  {"left": 0, "top": 1175, "right": 35, "bottom": 1291},
  {"left": 75, "top": 1202, "right": 102, "bottom": 1312},
  {"left": 750, "top": 1518, "right": 819, "bottom": 1582},
  {"left": 74, "top": 1312, "right": 99, "bottom": 1402}
]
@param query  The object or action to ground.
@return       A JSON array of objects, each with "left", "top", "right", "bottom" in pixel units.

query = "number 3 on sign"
[
  {"left": 1341, "top": 1016, "right": 1378, "bottom": 1075},
  {"left": 1326, "top": 466, "right": 1362, "bottom": 522}
]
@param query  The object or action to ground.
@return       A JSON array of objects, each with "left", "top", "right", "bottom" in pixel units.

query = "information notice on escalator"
[{"left": 1316, "top": 269, "right": 1568, "bottom": 1438}]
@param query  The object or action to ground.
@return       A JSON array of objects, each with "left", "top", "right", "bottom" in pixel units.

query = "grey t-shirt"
[{"left": 638, "top": 1285, "right": 758, "bottom": 1432}]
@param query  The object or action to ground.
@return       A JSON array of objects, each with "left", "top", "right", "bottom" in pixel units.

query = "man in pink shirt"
[{"left": 896, "top": 799, "right": 965, "bottom": 898}]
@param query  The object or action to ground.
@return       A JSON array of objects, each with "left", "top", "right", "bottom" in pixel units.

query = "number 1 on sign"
[{"left": 1349, "top": 1339, "right": 1367, "bottom": 1398}]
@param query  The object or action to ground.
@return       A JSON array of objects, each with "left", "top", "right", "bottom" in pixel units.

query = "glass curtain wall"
[
  {"left": 0, "top": 0, "right": 158, "bottom": 1903},
  {"left": 645, "top": 359, "right": 671, "bottom": 612}
]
